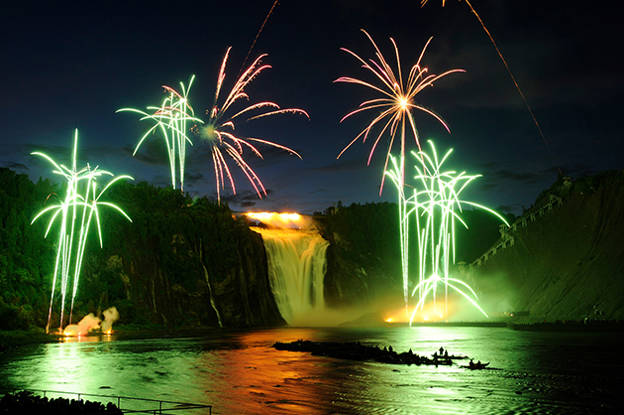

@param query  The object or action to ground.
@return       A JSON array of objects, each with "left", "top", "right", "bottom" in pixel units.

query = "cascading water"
[{"left": 252, "top": 227, "right": 328, "bottom": 325}]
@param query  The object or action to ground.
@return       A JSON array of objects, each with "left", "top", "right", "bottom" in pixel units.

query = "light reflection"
[
  {"left": 201, "top": 329, "right": 331, "bottom": 414},
  {"left": 2, "top": 327, "right": 611, "bottom": 413}
]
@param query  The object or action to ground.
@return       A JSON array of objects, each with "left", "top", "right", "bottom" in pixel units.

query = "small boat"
[{"left": 462, "top": 361, "right": 490, "bottom": 370}]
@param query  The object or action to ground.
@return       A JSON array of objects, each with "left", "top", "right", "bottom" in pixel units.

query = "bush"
[{"left": 0, "top": 391, "right": 122, "bottom": 414}]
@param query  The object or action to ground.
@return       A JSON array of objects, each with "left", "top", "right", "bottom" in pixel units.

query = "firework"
[
  {"left": 117, "top": 75, "right": 202, "bottom": 191},
  {"left": 421, "top": 0, "right": 548, "bottom": 148},
  {"left": 385, "top": 141, "right": 509, "bottom": 322},
  {"left": 197, "top": 47, "right": 309, "bottom": 202},
  {"left": 385, "top": 155, "right": 411, "bottom": 311},
  {"left": 335, "top": 29, "right": 464, "bottom": 193},
  {"left": 31, "top": 129, "right": 132, "bottom": 332}
]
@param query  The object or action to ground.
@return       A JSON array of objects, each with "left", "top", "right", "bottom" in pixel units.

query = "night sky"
[{"left": 1, "top": 1, "right": 621, "bottom": 214}]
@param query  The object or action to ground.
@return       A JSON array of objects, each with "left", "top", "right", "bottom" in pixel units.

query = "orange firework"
[
  {"left": 335, "top": 29, "right": 464, "bottom": 192},
  {"left": 196, "top": 47, "right": 309, "bottom": 202}
]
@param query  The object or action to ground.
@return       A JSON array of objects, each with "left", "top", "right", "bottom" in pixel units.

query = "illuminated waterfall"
[{"left": 253, "top": 228, "right": 328, "bottom": 325}]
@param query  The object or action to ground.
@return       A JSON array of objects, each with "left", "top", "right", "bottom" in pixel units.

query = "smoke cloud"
[
  {"left": 63, "top": 313, "right": 101, "bottom": 336},
  {"left": 62, "top": 306, "right": 120, "bottom": 336},
  {"left": 101, "top": 306, "right": 120, "bottom": 332}
]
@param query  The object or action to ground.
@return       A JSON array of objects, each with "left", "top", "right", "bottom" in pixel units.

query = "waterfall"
[{"left": 253, "top": 228, "right": 328, "bottom": 325}]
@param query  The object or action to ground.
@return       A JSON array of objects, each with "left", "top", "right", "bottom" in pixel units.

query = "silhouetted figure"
[
  {"left": 444, "top": 350, "right": 449, "bottom": 358},
  {"left": 439, "top": 346, "right": 444, "bottom": 355},
  {"left": 389, "top": 345, "right": 393, "bottom": 353},
  {"left": 469, "top": 359, "right": 475, "bottom": 369}
]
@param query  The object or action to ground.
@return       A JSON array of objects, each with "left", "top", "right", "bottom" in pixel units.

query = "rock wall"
[
  {"left": 93, "top": 184, "right": 286, "bottom": 328},
  {"left": 466, "top": 171, "right": 624, "bottom": 321}
]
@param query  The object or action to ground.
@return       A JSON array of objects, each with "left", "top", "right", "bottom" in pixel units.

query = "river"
[{"left": 1, "top": 326, "right": 621, "bottom": 414}]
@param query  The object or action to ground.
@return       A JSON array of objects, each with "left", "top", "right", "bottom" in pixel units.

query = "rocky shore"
[{"left": 273, "top": 340, "right": 484, "bottom": 367}]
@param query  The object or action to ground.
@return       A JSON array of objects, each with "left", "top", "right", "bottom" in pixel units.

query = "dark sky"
[{"left": 1, "top": 1, "right": 621, "bottom": 214}]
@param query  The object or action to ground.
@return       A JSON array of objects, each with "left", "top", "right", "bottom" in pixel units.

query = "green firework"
[
  {"left": 117, "top": 75, "right": 203, "bottom": 192},
  {"left": 385, "top": 140, "right": 509, "bottom": 324},
  {"left": 31, "top": 129, "right": 133, "bottom": 332}
]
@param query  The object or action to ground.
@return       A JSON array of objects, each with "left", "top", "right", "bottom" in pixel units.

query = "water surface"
[{"left": 1, "top": 327, "right": 621, "bottom": 414}]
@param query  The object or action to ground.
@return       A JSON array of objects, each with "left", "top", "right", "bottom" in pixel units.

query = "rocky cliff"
[
  {"left": 85, "top": 183, "right": 286, "bottom": 328},
  {"left": 465, "top": 171, "right": 624, "bottom": 321}
]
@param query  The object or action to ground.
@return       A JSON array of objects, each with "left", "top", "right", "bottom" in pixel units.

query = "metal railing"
[{"left": 6, "top": 389, "right": 212, "bottom": 415}]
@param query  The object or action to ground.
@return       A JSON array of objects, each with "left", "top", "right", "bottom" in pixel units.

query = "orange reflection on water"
[
  {"left": 198, "top": 329, "right": 334, "bottom": 414},
  {"left": 61, "top": 334, "right": 114, "bottom": 344}
]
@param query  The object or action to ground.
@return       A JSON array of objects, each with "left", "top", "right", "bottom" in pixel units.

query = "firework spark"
[
  {"left": 31, "top": 129, "right": 132, "bottom": 332},
  {"left": 335, "top": 29, "right": 464, "bottom": 193},
  {"left": 196, "top": 47, "right": 309, "bottom": 202},
  {"left": 118, "top": 75, "right": 202, "bottom": 192},
  {"left": 385, "top": 141, "right": 509, "bottom": 322}
]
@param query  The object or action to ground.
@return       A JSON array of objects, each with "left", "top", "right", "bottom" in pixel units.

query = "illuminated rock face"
[
  {"left": 254, "top": 228, "right": 328, "bottom": 325},
  {"left": 468, "top": 172, "right": 624, "bottom": 321}
]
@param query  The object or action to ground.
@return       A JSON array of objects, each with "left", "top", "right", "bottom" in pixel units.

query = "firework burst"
[
  {"left": 118, "top": 75, "right": 202, "bottom": 192},
  {"left": 196, "top": 47, "right": 309, "bottom": 202},
  {"left": 335, "top": 29, "right": 464, "bottom": 193}
]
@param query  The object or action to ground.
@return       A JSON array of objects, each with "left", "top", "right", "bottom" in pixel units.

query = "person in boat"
[
  {"left": 439, "top": 346, "right": 444, "bottom": 355},
  {"left": 444, "top": 349, "right": 449, "bottom": 358},
  {"left": 469, "top": 359, "right": 475, "bottom": 369}
]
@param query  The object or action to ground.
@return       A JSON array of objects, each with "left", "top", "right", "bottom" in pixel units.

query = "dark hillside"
[{"left": 467, "top": 171, "right": 624, "bottom": 321}]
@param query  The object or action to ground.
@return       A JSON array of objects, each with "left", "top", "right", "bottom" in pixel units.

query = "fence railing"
[{"left": 5, "top": 388, "right": 212, "bottom": 415}]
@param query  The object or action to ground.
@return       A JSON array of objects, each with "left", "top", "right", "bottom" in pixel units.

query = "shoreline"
[{"left": 3, "top": 320, "right": 622, "bottom": 352}]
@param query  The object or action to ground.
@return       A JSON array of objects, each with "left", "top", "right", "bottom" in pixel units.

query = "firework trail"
[
  {"left": 31, "top": 129, "right": 132, "bottom": 332},
  {"left": 196, "top": 47, "right": 309, "bottom": 202},
  {"left": 421, "top": 0, "right": 548, "bottom": 148},
  {"left": 335, "top": 29, "right": 464, "bottom": 194},
  {"left": 118, "top": 75, "right": 202, "bottom": 192},
  {"left": 385, "top": 155, "right": 411, "bottom": 311},
  {"left": 238, "top": 0, "right": 280, "bottom": 78}
]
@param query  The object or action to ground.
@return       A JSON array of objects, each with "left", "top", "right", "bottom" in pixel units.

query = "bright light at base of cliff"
[
  {"left": 384, "top": 300, "right": 456, "bottom": 324},
  {"left": 411, "top": 301, "right": 456, "bottom": 323},
  {"left": 246, "top": 212, "right": 302, "bottom": 228}
]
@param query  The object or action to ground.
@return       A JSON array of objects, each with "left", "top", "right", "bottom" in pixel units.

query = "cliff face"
[
  {"left": 317, "top": 203, "right": 402, "bottom": 307},
  {"left": 467, "top": 171, "right": 624, "bottom": 321},
  {"left": 89, "top": 183, "right": 285, "bottom": 328},
  {"left": 211, "top": 229, "right": 286, "bottom": 327},
  {"left": 105, "top": 226, "right": 284, "bottom": 328}
]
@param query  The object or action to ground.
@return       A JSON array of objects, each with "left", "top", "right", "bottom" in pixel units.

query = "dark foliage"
[
  {"left": 0, "top": 168, "right": 56, "bottom": 329},
  {"left": 0, "top": 391, "right": 122, "bottom": 414}
]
